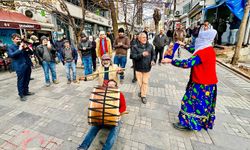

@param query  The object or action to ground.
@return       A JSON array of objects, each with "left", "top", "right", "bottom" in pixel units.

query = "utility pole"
[
  {"left": 172, "top": 0, "right": 176, "bottom": 30},
  {"left": 231, "top": 0, "right": 250, "bottom": 65}
]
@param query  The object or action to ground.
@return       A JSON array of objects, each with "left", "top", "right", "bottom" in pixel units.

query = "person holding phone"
[
  {"left": 7, "top": 33, "right": 34, "bottom": 101},
  {"left": 36, "top": 36, "right": 59, "bottom": 87}
]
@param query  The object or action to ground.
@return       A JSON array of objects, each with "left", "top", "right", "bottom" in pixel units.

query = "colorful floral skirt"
[{"left": 178, "top": 82, "right": 217, "bottom": 131}]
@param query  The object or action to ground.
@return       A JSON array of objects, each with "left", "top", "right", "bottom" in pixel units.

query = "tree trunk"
[
  {"left": 231, "top": 0, "right": 250, "bottom": 65},
  {"left": 109, "top": 0, "right": 118, "bottom": 39},
  {"left": 155, "top": 23, "right": 159, "bottom": 34}
]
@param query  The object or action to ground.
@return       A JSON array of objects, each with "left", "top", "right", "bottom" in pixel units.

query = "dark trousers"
[
  {"left": 132, "top": 60, "right": 136, "bottom": 80},
  {"left": 16, "top": 65, "right": 31, "bottom": 97},
  {"left": 155, "top": 47, "right": 164, "bottom": 63},
  {"left": 92, "top": 56, "right": 97, "bottom": 71}
]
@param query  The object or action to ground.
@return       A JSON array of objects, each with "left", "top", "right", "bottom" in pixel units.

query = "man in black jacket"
[
  {"left": 131, "top": 32, "right": 155, "bottom": 104},
  {"left": 37, "top": 36, "right": 59, "bottom": 87},
  {"left": 153, "top": 29, "right": 168, "bottom": 65}
]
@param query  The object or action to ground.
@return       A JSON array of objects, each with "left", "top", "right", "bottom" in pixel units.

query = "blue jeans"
[
  {"left": 82, "top": 55, "right": 93, "bottom": 76},
  {"left": 42, "top": 61, "right": 57, "bottom": 83},
  {"left": 65, "top": 61, "right": 76, "bottom": 80},
  {"left": 114, "top": 55, "right": 127, "bottom": 80},
  {"left": 228, "top": 29, "right": 239, "bottom": 44},
  {"left": 78, "top": 122, "right": 121, "bottom": 150}
]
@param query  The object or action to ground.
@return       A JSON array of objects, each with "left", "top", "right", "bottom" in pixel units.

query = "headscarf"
[{"left": 194, "top": 25, "right": 217, "bottom": 54}]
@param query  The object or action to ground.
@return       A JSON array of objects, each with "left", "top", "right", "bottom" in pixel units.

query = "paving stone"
[
  {"left": 9, "top": 112, "right": 41, "bottom": 128},
  {"left": 38, "top": 120, "right": 75, "bottom": 140}
]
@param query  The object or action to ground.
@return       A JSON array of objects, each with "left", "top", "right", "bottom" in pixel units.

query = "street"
[{"left": 0, "top": 49, "right": 250, "bottom": 150}]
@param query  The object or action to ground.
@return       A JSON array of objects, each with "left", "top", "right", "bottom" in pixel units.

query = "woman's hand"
[
  {"left": 177, "top": 41, "right": 185, "bottom": 46},
  {"left": 161, "top": 58, "right": 172, "bottom": 64}
]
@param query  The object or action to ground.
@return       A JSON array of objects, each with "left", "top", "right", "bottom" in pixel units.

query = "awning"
[
  {"left": 204, "top": 0, "right": 248, "bottom": 20},
  {"left": 0, "top": 10, "right": 41, "bottom": 30}
]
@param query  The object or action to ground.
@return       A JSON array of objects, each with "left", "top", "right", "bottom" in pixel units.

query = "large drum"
[{"left": 88, "top": 86, "right": 120, "bottom": 126}]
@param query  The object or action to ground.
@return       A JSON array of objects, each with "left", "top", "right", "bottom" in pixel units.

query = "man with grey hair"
[
  {"left": 95, "top": 31, "right": 112, "bottom": 61},
  {"left": 131, "top": 32, "right": 155, "bottom": 104}
]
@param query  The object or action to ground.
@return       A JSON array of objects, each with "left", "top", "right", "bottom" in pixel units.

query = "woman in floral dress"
[{"left": 162, "top": 24, "right": 218, "bottom": 131}]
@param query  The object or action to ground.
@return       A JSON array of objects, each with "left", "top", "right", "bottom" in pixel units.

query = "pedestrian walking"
[
  {"left": 217, "top": 18, "right": 227, "bottom": 45},
  {"left": 89, "top": 36, "right": 97, "bottom": 72},
  {"left": 162, "top": 24, "right": 218, "bottom": 131},
  {"left": 61, "top": 40, "right": 78, "bottom": 84},
  {"left": 95, "top": 31, "right": 112, "bottom": 61},
  {"left": 173, "top": 23, "right": 186, "bottom": 57},
  {"left": 130, "top": 34, "right": 138, "bottom": 83},
  {"left": 36, "top": 36, "right": 59, "bottom": 87},
  {"left": 142, "top": 27, "right": 149, "bottom": 40},
  {"left": 173, "top": 23, "right": 186, "bottom": 42},
  {"left": 131, "top": 32, "right": 155, "bottom": 104},
  {"left": 153, "top": 29, "right": 168, "bottom": 65},
  {"left": 228, "top": 14, "right": 241, "bottom": 45},
  {"left": 166, "top": 29, "right": 174, "bottom": 44},
  {"left": 107, "top": 30, "right": 115, "bottom": 47},
  {"left": 7, "top": 33, "right": 35, "bottom": 101},
  {"left": 55, "top": 35, "right": 67, "bottom": 64},
  {"left": 78, "top": 34, "right": 93, "bottom": 76},
  {"left": 114, "top": 28, "right": 130, "bottom": 82}
]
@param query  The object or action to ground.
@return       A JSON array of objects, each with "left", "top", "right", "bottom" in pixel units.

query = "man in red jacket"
[{"left": 77, "top": 79, "right": 127, "bottom": 150}]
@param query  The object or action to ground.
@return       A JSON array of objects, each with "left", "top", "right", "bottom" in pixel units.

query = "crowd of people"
[{"left": 6, "top": 20, "right": 220, "bottom": 149}]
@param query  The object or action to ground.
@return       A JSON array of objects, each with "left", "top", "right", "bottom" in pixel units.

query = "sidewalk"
[
  {"left": 215, "top": 45, "right": 250, "bottom": 79},
  {"left": 0, "top": 49, "right": 249, "bottom": 150}
]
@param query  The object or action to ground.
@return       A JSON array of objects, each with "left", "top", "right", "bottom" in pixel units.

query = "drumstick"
[{"left": 85, "top": 68, "right": 126, "bottom": 77}]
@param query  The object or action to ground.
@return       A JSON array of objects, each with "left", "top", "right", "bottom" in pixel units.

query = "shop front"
[{"left": 0, "top": 10, "right": 41, "bottom": 45}]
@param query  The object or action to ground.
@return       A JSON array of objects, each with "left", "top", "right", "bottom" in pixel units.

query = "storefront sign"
[{"left": 0, "top": 21, "right": 41, "bottom": 30}]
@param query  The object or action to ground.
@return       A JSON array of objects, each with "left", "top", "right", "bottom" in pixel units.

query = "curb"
[{"left": 216, "top": 59, "right": 250, "bottom": 80}]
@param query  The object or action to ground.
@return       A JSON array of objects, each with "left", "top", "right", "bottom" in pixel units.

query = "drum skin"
[{"left": 88, "top": 86, "right": 120, "bottom": 126}]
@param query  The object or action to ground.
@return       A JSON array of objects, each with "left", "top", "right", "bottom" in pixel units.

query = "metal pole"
[{"left": 172, "top": 0, "right": 176, "bottom": 30}]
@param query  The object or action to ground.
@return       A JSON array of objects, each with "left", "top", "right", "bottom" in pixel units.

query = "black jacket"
[
  {"left": 131, "top": 42, "right": 155, "bottom": 72},
  {"left": 36, "top": 44, "right": 56, "bottom": 63},
  {"left": 78, "top": 40, "right": 92, "bottom": 56}
]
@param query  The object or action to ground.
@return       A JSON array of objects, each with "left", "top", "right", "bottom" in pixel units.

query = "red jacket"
[
  {"left": 192, "top": 47, "right": 218, "bottom": 85},
  {"left": 119, "top": 92, "right": 126, "bottom": 113}
]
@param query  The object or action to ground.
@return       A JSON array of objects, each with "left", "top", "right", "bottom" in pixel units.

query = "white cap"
[{"left": 99, "top": 31, "right": 105, "bottom": 36}]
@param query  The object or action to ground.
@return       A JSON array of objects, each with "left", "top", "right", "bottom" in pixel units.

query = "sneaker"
[
  {"left": 132, "top": 78, "right": 137, "bottom": 83},
  {"left": 19, "top": 96, "right": 27, "bottom": 101},
  {"left": 24, "top": 92, "right": 35, "bottom": 96},
  {"left": 46, "top": 83, "right": 51, "bottom": 87},
  {"left": 141, "top": 97, "right": 147, "bottom": 104},
  {"left": 172, "top": 122, "right": 191, "bottom": 131},
  {"left": 53, "top": 80, "right": 59, "bottom": 84},
  {"left": 67, "top": 80, "right": 71, "bottom": 84},
  {"left": 73, "top": 80, "right": 77, "bottom": 83}
]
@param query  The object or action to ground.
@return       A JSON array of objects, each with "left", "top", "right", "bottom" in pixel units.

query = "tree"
[
  {"left": 231, "top": 0, "right": 250, "bottom": 65},
  {"left": 40, "top": 0, "right": 86, "bottom": 45},
  {"left": 120, "top": 0, "right": 142, "bottom": 37},
  {"left": 153, "top": 8, "right": 161, "bottom": 34},
  {"left": 4, "top": 0, "right": 86, "bottom": 45},
  {"left": 93, "top": 0, "right": 119, "bottom": 38}
]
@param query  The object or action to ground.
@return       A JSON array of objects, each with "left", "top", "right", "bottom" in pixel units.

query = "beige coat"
[
  {"left": 86, "top": 64, "right": 119, "bottom": 86},
  {"left": 95, "top": 37, "right": 113, "bottom": 58}
]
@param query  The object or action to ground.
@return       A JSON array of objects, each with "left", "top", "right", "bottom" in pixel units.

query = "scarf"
[
  {"left": 194, "top": 25, "right": 217, "bottom": 54},
  {"left": 100, "top": 38, "right": 108, "bottom": 56}
]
